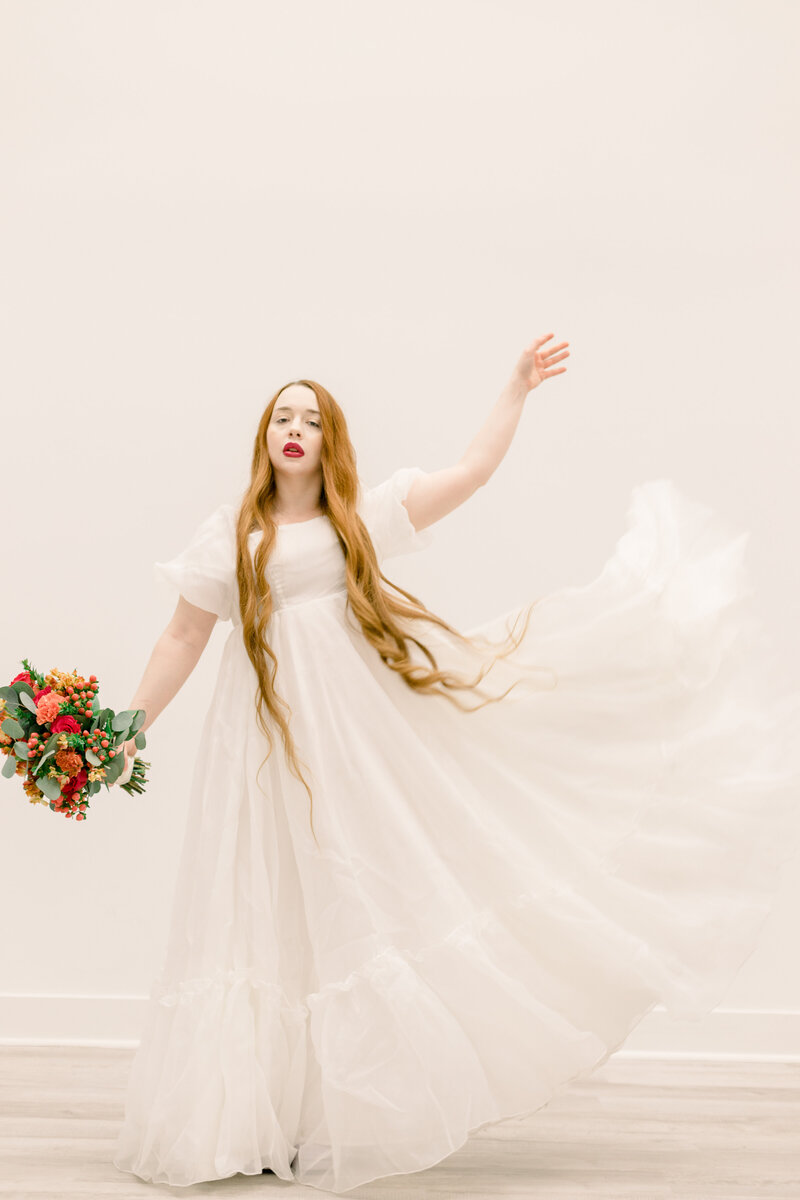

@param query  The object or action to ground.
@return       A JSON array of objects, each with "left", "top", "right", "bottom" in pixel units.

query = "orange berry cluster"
[
  {"left": 85, "top": 727, "right": 120, "bottom": 765},
  {"left": 46, "top": 667, "right": 99, "bottom": 719}
]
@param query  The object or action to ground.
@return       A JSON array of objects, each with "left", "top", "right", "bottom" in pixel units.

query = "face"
[{"left": 267, "top": 385, "right": 324, "bottom": 475}]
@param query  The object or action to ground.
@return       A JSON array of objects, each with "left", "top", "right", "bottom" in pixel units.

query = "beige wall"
[{"left": 1, "top": 0, "right": 798, "bottom": 1053}]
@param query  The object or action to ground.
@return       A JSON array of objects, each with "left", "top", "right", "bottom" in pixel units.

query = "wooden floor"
[{"left": 0, "top": 1047, "right": 798, "bottom": 1198}]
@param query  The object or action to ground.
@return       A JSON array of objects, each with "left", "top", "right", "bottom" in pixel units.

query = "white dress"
[{"left": 113, "top": 467, "right": 800, "bottom": 1194}]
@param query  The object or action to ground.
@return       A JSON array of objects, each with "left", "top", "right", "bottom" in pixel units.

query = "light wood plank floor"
[{"left": 0, "top": 1047, "right": 798, "bottom": 1198}]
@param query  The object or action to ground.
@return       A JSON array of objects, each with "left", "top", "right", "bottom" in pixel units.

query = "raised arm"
[{"left": 403, "top": 332, "right": 569, "bottom": 532}]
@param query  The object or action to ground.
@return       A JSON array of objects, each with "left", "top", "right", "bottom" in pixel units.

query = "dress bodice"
[
  {"left": 153, "top": 466, "right": 435, "bottom": 627},
  {"left": 252, "top": 518, "right": 347, "bottom": 613}
]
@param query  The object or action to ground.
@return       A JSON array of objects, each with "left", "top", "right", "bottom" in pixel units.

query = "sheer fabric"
[{"left": 113, "top": 468, "right": 800, "bottom": 1193}]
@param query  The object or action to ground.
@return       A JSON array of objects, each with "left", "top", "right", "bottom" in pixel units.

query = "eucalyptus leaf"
[
  {"left": 134, "top": 730, "right": 147, "bottom": 749},
  {"left": 13, "top": 741, "right": 29, "bottom": 760},
  {"left": 2, "top": 756, "right": 17, "bottom": 779},
  {"left": 38, "top": 776, "right": 62, "bottom": 801},
  {"left": 105, "top": 757, "right": 122, "bottom": 782},
  {"left": 2, "top": 717, "right": 25, "bottom": 739},
  {"left": 85, "top": 749, "right": 101, "bottom": 767},
  {"left": 19, "top": 692, "right": 38, "bottom": 715},
  {"left": 35, "top": 736, "right": 61, "bottom": 773},
  {"left": 0, "top": 686, "right": 19, "bottom": 707},
  {"left": 130, "top": 710, "right": 146, "bottom": 733},
  {"left": 111, "top": 709, "right": 135, "bottom": 732}
]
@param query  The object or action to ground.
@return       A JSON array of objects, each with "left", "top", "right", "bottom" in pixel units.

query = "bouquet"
[{"left": 0, "top": 659, "right": 149, "bottom": 821}]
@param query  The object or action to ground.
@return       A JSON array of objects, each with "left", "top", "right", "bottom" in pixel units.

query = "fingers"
[
  {"left": 117, "top": 743, "right": 135, "bottom": 786},
  {"left": 529, "top": 334, "right": 569, "bottom": 356}
]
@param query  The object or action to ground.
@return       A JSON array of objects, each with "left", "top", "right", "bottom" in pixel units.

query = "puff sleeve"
[
  {"left": 358, "top": 466, "right": 435, "bottom": 561},
  {"left": 153, "top": 503, "right": 237, "bottom": 622}
]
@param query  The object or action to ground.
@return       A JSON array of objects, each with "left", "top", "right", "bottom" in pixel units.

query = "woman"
[{"left": 113, "top": 333, "right": 800, "bottom": 1193}]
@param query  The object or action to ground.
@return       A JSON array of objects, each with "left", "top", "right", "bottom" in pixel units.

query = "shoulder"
[
  {"left": 357, "top": 467, "right": 434, "bottom": 559},
  {"left": 359, "top": 466, "right": 426, "bottom": 513}
]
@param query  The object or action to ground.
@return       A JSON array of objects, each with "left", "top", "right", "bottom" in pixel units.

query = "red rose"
[
  {"left": 52, "top": 714, "right": 80, "bottom": 735},
  {"left": 62, "top": 768, "right": 88, "bottom": 798}
]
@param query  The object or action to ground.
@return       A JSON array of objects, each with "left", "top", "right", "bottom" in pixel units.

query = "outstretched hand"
[
  {"left": 117, "top": 737, "right": 137, "bottom": 787},
  {"left": 514, "top": 332, "right": 570, "bottom": 393}
]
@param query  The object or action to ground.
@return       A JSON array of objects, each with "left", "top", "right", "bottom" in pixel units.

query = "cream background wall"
[{"left": 1, "top": 0, "right": 798, "bottom": 1053}]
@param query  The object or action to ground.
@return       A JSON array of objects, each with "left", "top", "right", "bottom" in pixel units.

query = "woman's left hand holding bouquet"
[
  {"left": 0, "top": 660, "right": 149, "bottom": 820},
  {"left": 117, "top": 736, "right": 140, "bottom": 788}
]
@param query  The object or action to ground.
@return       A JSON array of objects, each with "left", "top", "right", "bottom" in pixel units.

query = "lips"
[{"left": 283, "top": 442, "right": 304, "bottom": 457}]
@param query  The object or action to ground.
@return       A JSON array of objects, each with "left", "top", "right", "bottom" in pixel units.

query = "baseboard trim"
[{"left": 0, "top": 995, "right": 798, "bottom": 1058}]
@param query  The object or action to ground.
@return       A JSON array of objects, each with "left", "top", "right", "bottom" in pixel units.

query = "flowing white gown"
[{"left": 112, "top": 467, "right": 800, "bottom": 1194}]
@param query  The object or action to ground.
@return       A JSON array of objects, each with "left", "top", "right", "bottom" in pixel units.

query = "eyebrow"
[{"left": 275, "top": 406, "right": 320, "bottom": 415}]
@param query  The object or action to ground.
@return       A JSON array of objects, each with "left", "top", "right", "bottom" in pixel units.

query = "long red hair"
[{"left": 233, "top": 380, "right": 554, "bottom": 847}]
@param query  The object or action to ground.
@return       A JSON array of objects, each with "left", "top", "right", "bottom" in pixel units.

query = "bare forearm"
[
  {"left": 460, "top": 372, "right": 529, "bottom": 486},
  {"left": 127, "top": 631, "right": 204, "bottom": 734}
]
